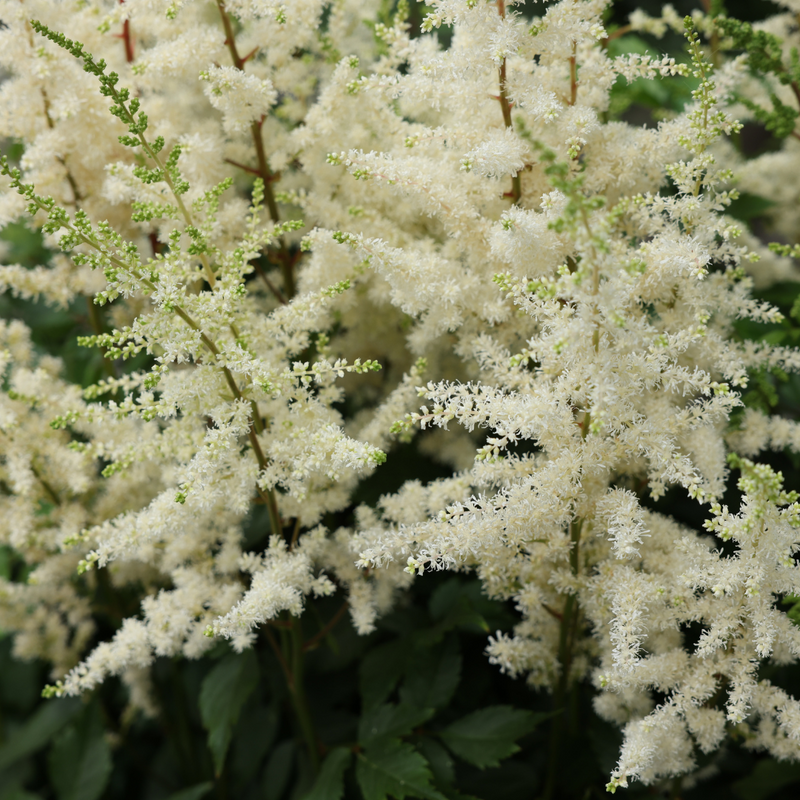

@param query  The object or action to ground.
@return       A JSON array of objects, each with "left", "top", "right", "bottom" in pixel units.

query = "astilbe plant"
[{"left": 2, "top": 0, "right": 800, "bottom": 796}]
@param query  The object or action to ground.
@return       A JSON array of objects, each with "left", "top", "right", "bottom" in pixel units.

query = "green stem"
[
  {"left": 29, "top": 463, "right": 61, "bottom": 507},
  {"left": 86, "top": 297, "right": 118, "bottom": 379},
  {"left": 541, "top": 518, "right": 583, "bottom": 800},
  {"left": 288, "top": 616, "right": 320, "bottom": 773}
]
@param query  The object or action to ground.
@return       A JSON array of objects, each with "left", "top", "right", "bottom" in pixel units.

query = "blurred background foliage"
[{"left": 3, "top": 1, "right": 800, "bottom": 799}]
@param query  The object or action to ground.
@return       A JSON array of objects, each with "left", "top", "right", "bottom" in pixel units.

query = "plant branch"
[
  {"left": 303, "top": 601, "right": 348, "bottom": 652},
  {"left": 289, "top": 617, "right": 321, "bottom": 772},
  {"left": 569, "top": 40, "right": 578, "bottom": 106},
  {"left": 252, "top": 259, "right": 288, "bottom": 304},
  {"left": 215, "top": 0, "right": 296, "bottom": 298},
  {"left": 496, "top": 0, "right": 521, "bottom": 205},
  {"left": 542, "top": 517, "right": 584, "bottom": 800},
  {"left": 263, "top": 625, "right": 292, "bottom": 686},
  {"left": 30, "top": 463, "right": 61, "bottom": 507},
  {"left": 224, "top": 157, "right": 261, "bottom": 176}
]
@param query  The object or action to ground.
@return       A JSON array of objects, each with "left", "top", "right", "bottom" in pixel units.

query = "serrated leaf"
[
  {"left": 302, "top": 747, "right": 352, "bottom": 800},
  {"left": 47, "top": 713, "right": 112, "bottom": 800},
  {"left": 199, "top": 649, "right": 259, "bottom": 776},
  {"left": 358, "top": 704, "right": 434, "bottom": 746},
  {"left": 0, "top": 698, "right": 81, "bottom": 771},
  {"left": 416, "top": 739, "right": 454, "bottom": 788},
  {"left": 399, "top": 636, "right": 461, "bottom": 710},
  {"left": 439, "top": 707, "right": 548, "bottom": 768},
  {"left": 356, "top": 739, "right": 447, "bottom": 800},
  {"left": 163, "top": 783, "right": 214, "bottom": 800},
  {"left": 360, "top": 640, "right": 408, "bottom": 708}
]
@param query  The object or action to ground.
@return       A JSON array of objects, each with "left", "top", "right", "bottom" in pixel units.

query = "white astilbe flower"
[
  {"left": 597, "top": 489, "right": 649, "bottom": 559},
  {"left": 462, "top": 127, "right": 528, "bottom": 179},
  {"left": 3, "top": 0, "right": 800, "bottom": 791},
  {"left": 200, "top": 65, "right": 278, "bottom": 133}
]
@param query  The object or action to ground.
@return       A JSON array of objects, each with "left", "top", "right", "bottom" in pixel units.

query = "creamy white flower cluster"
[{"left": 1, "top": 0, "right": 800, "bottom": 791}]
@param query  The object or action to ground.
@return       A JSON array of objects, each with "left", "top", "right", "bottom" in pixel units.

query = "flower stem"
[
  {"left": 288, "top": 616, "right": 320, "bottom": 773},
  {"left": 541, "top": 517, "right": 583, "bottom": 800},
  {"left": 215, "top": 0, "right": 296, "bottom": 298},
  {"left": 496, "top": 0, "right": 521, "bottom": 205}
]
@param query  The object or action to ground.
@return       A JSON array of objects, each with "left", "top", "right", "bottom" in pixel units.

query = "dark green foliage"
[
  {"left": 0, "top": 697, "right": 81, "bottom": 772},
  {"left": 438, "top": 707, "right": 549, "bottom": 769},
  {"left": 162, "top": 784, "right": 213, "bottom": 800},
  {"left": 47, "top": 701, "right": 113, "bottom": 800},
  {"left": 199, "top": 650, "right": 260, "bottom": 775},
  {"left": 304, "top": 748, "right": 351, "bottom": 800},
  {"left": 737, "top": 92, "right": 799, "bottom": 139},
  {"left": 716, "top": 18, "right": 790, "bottom": 79},
  {"left": 733, "top": 761, "right": 800, "bottom": 800},
  {"left": 355, "top": 739, "right": 445, "bottom": 800},
  {"left": 714, "top": 17, "right": 800, "bottom": 140}
]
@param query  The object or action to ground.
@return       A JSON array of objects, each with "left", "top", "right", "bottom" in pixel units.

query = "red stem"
[
  {"left": 303, "top": 602, "right": 349, "bottom": 652},
  {"left": 118, "top": 1, "right": 134, "bottom": 63}
]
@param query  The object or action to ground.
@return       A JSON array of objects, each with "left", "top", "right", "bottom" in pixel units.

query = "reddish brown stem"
[
  {"left": 215, "top": 0, "right": 296, "bottom": 298},
  {"left": 118, "top": 1, "right": 134, "bottom": 63},
  {"left": 496, "top": 0, "right": 521, "bottom": 204},
  {"left": 303, "top": 602, "right": 349, "bottom": 652},
  {"left": 148, "top": 232, "right": 162, "bottom": 256},
  {"left": 263, "top": 626, "right": 293, "bottom": 687},
  {"left": 569, "top": 40, "right": 578, "bottom": 106},
  {"left": 253, "top": 260, "right": 288, "bottom": 304},
  {"left": 224, "top": 157, "right": 261, "bottom": 176},
  {"left": 601, "top": 25, "right": 632, "bottom": 49},
  {"left": 541, "top": 602, "right": 564, "bottom": 622}
]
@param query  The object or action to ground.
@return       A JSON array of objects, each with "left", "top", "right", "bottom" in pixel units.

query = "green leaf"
[
  {"left": 302, "top": 747, "right": 352, "bottom": 800},
  {"left": 733, "top": 758, "right": 800, "bottom": 800},
  {"left": 263, "top": 740, "right": 296, "bottom": 800},
  {"left": 439, "top": 707, "right": 548, "bottom": 769},
  {"left": 1, "top": 791, "right": 43, "bottom": 800},
  {"left": 416, "top": 739, "right": 454, "bottom": 788},
  {"left": 356, "top": 739, "right": 447, "bottom": 800},
  {"left": 360, "top": 640, "right": 408, "bottom": 708},
  {"left": 163, "top": 783, "right": 214, "bottom": 800},
  {"left": 726, "top": 192, "right": 776, "bottom": 223},
  {"left": 358, "top": 704, "right": 434, "bottom": 746},
  {"left": 199, "top": 649, "right": 259, "bottom": 776},
  {"left": 429, "top": 579, "right": 513, "bottom": 635},
  {"left": 607, "top": 34, "right": 653, "bottom": 58},
  {"left": 399, "top": 636, "right": 461, "bottom": 711},
  {"left": 47, "top": 708, "right": 112, "bottom": 800},
  {"left": 230, "top": 703, "right": 279, "bottom": 788},
  {"left": 0, "top": 698, "right": 81, "bottom": 771},
  {"left": 784, "top": 594, "right": 800, "bottom": 626}
]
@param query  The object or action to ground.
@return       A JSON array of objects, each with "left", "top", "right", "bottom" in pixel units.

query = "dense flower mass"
[{"left": 2, "top": 0, "right": 800, "bottom": 792}]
